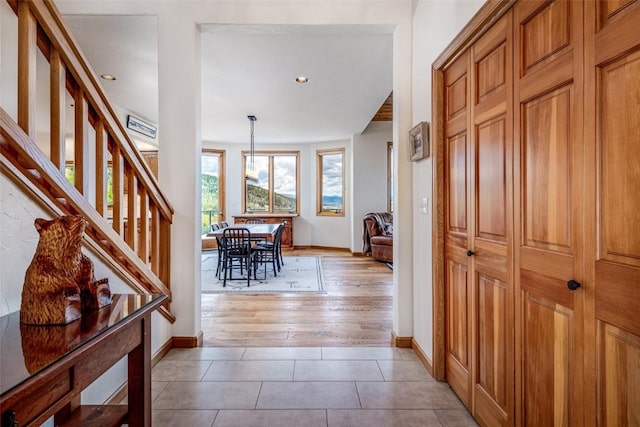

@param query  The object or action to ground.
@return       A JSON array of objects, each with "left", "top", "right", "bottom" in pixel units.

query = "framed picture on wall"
[{"left": 409, "top": 121, "right": 430, "bottom": 162}]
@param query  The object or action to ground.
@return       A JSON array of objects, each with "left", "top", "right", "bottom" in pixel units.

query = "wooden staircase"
[{"left": 0, "top": 0, "right": 175, "bottom": 322}]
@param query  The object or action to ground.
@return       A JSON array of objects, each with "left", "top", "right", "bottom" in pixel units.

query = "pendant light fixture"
[{"left": 246, "top": 115, "right": 259, "bottom": 183}]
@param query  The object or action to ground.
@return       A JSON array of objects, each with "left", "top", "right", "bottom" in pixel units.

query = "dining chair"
[
  {"left": 214, "top": 235, "right": 224, "bottom": 278},
  {"left": 220, "top": 221, "right": 229, "bottom": 228},
  {"left": 276, "top": 221, "right": 286, "bottom": 268},
  {"left": 209, "top": 223, "right": 222, "bottom": 276},
  {"left": 256, "top": 221, "right": 286, "bottom": 270},
  {"left": 253, "top": 222, "right": 285, "bottom": 278},
  {"left": 220, "top": 228, "right": 255, "bottom": 287}
]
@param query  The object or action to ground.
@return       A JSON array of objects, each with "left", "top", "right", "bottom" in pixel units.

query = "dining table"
[
  {"left": 206, "top": 223, "right": 280, "bottom": 241},
  {"left": 207, "top": 223, "right": 281, "bottom": 282}
]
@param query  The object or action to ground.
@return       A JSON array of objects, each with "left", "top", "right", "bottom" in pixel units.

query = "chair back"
[
  {"left": 210, "top": 223, "right": 220, "bottom": 232},
  {"left": 222, "top": 227, "right": 252, "bottom": 255},
  {"left": 273, "top": 221, "right": 286, "bottom": 245},
  {"left": 220, "top": 221, "right": 229, "bottom": 228}
]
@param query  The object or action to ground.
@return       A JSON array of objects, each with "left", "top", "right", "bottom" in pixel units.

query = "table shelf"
[{"left": 0, "top": 294, "right": 167, "bottom": 427}]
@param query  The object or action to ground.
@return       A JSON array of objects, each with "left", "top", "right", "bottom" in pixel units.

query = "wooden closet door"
[
  {"left": 444, "top": 50, "right": 472, "bottom": 407},
  {"left": 470, "top": 12, "right": 514, "bottom": 427},
  {"left": 443, "top": 15, "right": 514, "bottom": 424},
  {"left": 585, "top": 1, "right": 640, "bottom": 425},
  {"left": 513, "top": 1, "right": 585, "bottom": 425}
]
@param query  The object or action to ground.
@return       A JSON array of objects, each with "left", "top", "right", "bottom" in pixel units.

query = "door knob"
[
  {"left": 567, "top": 279, "right": 581, "bottom": 291},
  {"left": 466, "top": 250, "right": 475, "bottom": 257}
]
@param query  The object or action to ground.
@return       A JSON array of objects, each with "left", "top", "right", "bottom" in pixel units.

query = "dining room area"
[{"left": 203, "top": 220, "right": 288, "bottom": 288}]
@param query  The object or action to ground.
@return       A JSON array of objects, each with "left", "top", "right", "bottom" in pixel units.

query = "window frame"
[
  {"left": 201, "top": 149, "right": 226, "bottom": 230},
  {"left": 387, "top": 141, "right": 394, "bottom": 213},
  {"left": 316, "top": 148, "right": 345, "bottom": 217},
  {"left": 241, "top": 150, "right": 300, "bottom": 214}
]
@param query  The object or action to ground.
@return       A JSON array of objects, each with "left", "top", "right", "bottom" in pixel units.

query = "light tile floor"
[{"left": 148, "top": 346, "right": 478, "bottom": 427}]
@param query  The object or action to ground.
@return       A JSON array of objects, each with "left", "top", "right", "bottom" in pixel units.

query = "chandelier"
[{"left": 246, "top": 115, "right": 258, "bottom": 183}]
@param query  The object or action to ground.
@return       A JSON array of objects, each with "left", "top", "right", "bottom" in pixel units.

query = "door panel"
[
  {"left": 470, "top": 12, "right": 514, "bottom": 426},
  {"left": 601, "top": 0, "right": 636, "bottom": 20},
  {"left": 444, "top": 51, "right": 472, "bottom": 408},
  {"left": 523, "top": 293, "right": 572, "bottom": 426},
  {"left": 599, "top": 324, "right": 640, "bottom": 426},
  {"left": 599, "top": 52, "right": 640, "bottom": 268},
  {"left": 447, "top": 74, "right": 468, "bottom": 121},
  {"left": 520, "top": 0, "right": 571, "bottom": 74},
  {"left": 447, "top": 261, "right": 470, "bottom": 366},
  {"left": 446, "top": 259, "right": 471, "bottom": 404},
  {"left": 515, "top": 1, "right": 584, "bottom": 425},
  {"left": 448, "top": 133, "right": 468, "bottom": 234},
  {"left": 476, "top": 273, "right": 507, "bottom": 408},
  {"left": 590, "top": 2, "right": 640, "bottom": 424},
  {"left": 477, "top": 42, "right": 506, "bottom": 102},
  {"left": 476, "top": 117, "right": 506, "bottom": 242},
  {"left": 522, "top": 86, "right": 572, "bottom": 252}
]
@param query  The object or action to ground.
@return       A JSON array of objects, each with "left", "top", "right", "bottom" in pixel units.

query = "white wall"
[
  {"left": 351, "top": 121, "right": 392, "bottom": 253},
  {"left": 156, "top": 7, "right": 203, "bottom": 340},
  {"left": 410, "top": 0, "right": 484, "bottom": 359}
]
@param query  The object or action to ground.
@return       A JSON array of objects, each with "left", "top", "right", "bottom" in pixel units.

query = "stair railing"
[{"left": 0, "top": 0, "right": 175, "bottom": 322}]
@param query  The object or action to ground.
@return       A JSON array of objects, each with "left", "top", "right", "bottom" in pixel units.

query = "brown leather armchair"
[{"left": 363, "top": 212, "right": 393, "bottom": 263}]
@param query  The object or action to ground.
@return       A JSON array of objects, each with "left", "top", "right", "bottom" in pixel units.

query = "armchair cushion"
[{"left": 363, "top": 212, "right": 393, "bottom": 263}]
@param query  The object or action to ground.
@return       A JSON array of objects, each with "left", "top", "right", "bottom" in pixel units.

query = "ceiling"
[{"left": 62, "top": 16, "right": 393, "bottom": 146}]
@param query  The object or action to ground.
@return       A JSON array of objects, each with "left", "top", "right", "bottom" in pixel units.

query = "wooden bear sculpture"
[{"left": 20, "top": 215, "right": 111, "bottom": 325}]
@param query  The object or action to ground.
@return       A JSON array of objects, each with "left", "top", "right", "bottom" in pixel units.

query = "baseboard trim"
[
  {"left": 105, "top": 337, "right": 174, "bottom": 405},
  {"left": 411, "top": 338, "right": 434, "bottom": 377},
  {"left": 153, "top": 337, "right": 174, "bottom": 366},
  {"left": 391, "top": 331, "right": 413, "bottom": 348},
  {"left": 292, "top": 245, "right": 351, "bottom": 252},
  {"left": 172, "top": 330, "right": 203, "bottom": 348},
  {"left": 105, "top": 382, "right": 128, "bottom": 405}
]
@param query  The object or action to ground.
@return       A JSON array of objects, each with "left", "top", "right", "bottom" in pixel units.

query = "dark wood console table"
[
  {"left": 233, "top": 214, "right": 297, "bottom": 248},
  {"left": 0, "top": 293, "right": 167, "bottom": 427}
]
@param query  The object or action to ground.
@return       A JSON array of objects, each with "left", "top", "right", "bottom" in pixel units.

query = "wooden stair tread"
[{"left": 59, "top": 405, "right": 128, "bottom": 427}]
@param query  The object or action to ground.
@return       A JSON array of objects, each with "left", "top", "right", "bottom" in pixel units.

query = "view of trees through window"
[
  {"left": 201, "top": 153, "right": 221, "bottom": 234},
  {"left": 65, "top": 164, "right": 114, "bottom": 206},
  {"left": 244, "top": 153, "right": 298, "bottom": 213}
]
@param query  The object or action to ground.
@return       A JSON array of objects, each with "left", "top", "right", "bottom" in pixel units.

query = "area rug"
[{"left": 201, "top": 254, "right": 325, "bottom": 294}]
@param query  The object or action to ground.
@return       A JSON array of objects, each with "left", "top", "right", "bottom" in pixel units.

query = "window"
[
  {"left": 317, "top": 148, "right": 345, "bottom": 216},
  {"left": 202, "top": 150, "right": 225, "bottom": 234},
  {"left": 387, "top": 141, "right": 394, "bottom": 213},
  {"left": 242, "top": 151, "right": 299, "bottom": 214},
  {"left": 65, "top": 162, "right": 114, "bottom": 207}
]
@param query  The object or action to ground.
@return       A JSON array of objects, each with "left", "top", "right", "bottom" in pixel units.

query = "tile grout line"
[
  {"left": 354, "top": 380, "right": 363, "bottom": 410},
  {"left": 199, "top": 360, "right": 214, "bottom": 382},
  {"left": 375, "top": 360, "right": 386, "bottom": 382},
  {"left": 254, "top": 381, "right": 264, "bottom": 410},
  {"left": 210, "top": 408, "right": 220, "bottom": 427}
]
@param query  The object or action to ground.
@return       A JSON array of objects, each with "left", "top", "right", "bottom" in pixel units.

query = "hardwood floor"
[{"left": 201, "top": 248, "right": 393, "bottom": 347}]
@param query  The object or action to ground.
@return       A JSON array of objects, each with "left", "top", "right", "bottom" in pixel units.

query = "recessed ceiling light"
[
  {"left": 294, "top": 76, "right": 309, "bottom": 84},
  {"left": 100, "top": 74, "right": 117, "bottom": 81}
]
